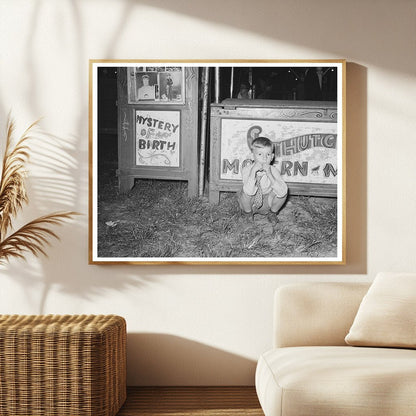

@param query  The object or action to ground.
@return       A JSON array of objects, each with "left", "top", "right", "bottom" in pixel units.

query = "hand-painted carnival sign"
[
  {"left": 135, "top": 110, "right": 180, "bottom": 167},
  {"left": 220, "top": 119, "right": 338, "bottom": 184}
]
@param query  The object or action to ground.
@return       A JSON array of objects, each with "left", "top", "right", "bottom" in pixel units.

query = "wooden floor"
[{"left": 116, "top": 386, "right": 264, "bottom": 416}]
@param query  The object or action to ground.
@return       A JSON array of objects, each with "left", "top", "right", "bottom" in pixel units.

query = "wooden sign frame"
[
  {"left": 116, "top": 65, "right": 198, "bottom": 195},
  {"left": 209, "top": 99, "right": 339, "bottom": 203}
]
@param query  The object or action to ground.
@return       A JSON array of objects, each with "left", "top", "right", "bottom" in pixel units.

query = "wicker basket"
[{"left": 0, "top": 314, "right": 126, "bottom": 416}]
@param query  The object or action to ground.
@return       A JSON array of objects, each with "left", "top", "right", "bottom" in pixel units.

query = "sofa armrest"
[{"left": 273, "top": 282, "right": 370, "bottom": 348}]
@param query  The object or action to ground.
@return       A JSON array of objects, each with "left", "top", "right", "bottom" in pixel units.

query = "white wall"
[{"left": 0, "top": 0, "right": 415, "bottom": 385}]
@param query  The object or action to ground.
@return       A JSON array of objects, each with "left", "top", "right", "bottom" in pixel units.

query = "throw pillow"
[{"left": 345, "top": 272, "right": 416, "bottom": 348}]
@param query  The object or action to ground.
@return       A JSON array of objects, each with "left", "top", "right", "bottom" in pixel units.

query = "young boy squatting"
[{"left": 238, "top": 136, "right": 288, "bottom": 216}]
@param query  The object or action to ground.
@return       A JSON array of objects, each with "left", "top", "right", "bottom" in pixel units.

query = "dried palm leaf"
[
  {"left": 0, "top": 116, "right": 79, "bottom": 264},
  {"left": 0, "top": 117, "right": 37, "bottom": 239},
  {"left": 0, "top": 212, "right": 78, "bottom": 264}
]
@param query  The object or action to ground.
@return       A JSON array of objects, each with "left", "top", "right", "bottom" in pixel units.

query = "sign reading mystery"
[
  {"left": 135, "top": 110, "right": 180, "bottom": 167},
  {"left": 220, "top": 119, "right": 338, "bottom": 185}
]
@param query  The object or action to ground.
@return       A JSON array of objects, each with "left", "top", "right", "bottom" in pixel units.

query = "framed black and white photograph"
[
  {"left": 127, "top": 66, "right": 185, "bottom": 104},
  {"left": 89, "top": 60, "right": 345, "bottom": 264}
]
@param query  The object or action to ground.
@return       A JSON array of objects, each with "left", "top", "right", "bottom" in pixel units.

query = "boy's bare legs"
[
  {"left": 237, "top": 190, "right": 254, "bottom": 214},
  {"left": 269, "top": 193, "right": 287, "bottom": 214},
  {"left": 239, "top": 190, "right": 287, "bottom": 214}
]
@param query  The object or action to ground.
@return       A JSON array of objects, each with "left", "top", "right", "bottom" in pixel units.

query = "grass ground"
[{"left": 97, "top": 174, "right": 337, "bottom": 259}]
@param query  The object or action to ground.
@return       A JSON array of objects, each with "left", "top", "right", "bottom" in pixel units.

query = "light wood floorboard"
[{"left": 117, "top": 386, "right": 264, "bottom": 416}]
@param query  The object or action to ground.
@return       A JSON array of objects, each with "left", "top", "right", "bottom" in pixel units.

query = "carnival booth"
[
  {"left": 116, "top": 66, "right": 199, "bottom": 196},
  {"left": 208, "top": 98, "right": 338, "bottom": 203},
  {"left": 207, "top": 66, "right": 339, "bottom": 203}
]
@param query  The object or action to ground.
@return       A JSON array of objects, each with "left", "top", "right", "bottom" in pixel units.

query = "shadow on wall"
[
  {"left": 344, "top": 63, "right": 368, "bottom": 275},
  {"left": 127, "top": 333, "right": 257, "bottom": 386},
  {"left": 133, "top": 0, "right": 413, "bottom": 76},
  {"left": 1, "top": 261, "right": 155, "bottom": 315}
]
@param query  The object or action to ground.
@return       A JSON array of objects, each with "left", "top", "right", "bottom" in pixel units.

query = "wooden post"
[
  {"left": 248, "top": 67, "right": 253, "bottom": 99},
  {"left": 199, "top": 67, "right": 209, "bottom": 197},
  {"left": 230, "top": 67, "right": 234, "bottom": 98},
  {"left": 317, "top": 67, "right": 323, "bottom": 91},
  {"left": 215, "top": 67, "right": 220, "bottom": 103}
]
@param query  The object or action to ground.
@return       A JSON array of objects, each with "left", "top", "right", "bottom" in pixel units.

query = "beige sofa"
[{"left": 255, "top": 282, "right": 416, "bottom": 416}]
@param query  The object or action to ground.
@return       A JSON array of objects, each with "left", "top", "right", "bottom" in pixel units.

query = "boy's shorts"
[{"left": 238, "top": 189, "right": 275, "bottom": 215}]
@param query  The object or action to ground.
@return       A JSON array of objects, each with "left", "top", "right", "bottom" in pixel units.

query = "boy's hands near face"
[
  {"left": 263, "top": 163, "right": 272, "bottom": 174},
  {"left": 253, "top": 160, "right": 264, "bottom": 173}
]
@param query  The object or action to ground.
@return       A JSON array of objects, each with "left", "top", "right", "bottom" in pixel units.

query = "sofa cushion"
[
  {"left": 274, "top": 283, "right": 370, "bottom": 348},
  {"left": 256, "top": 346, "right": 416, "bottom": 416},
  {"left": 345, "top": 272, "right": 416, "bottom": 348}
]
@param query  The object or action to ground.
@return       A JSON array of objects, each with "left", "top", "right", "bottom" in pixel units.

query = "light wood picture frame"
[{"left": 89, "top": 60, "right": 346, "bottom": 265}]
